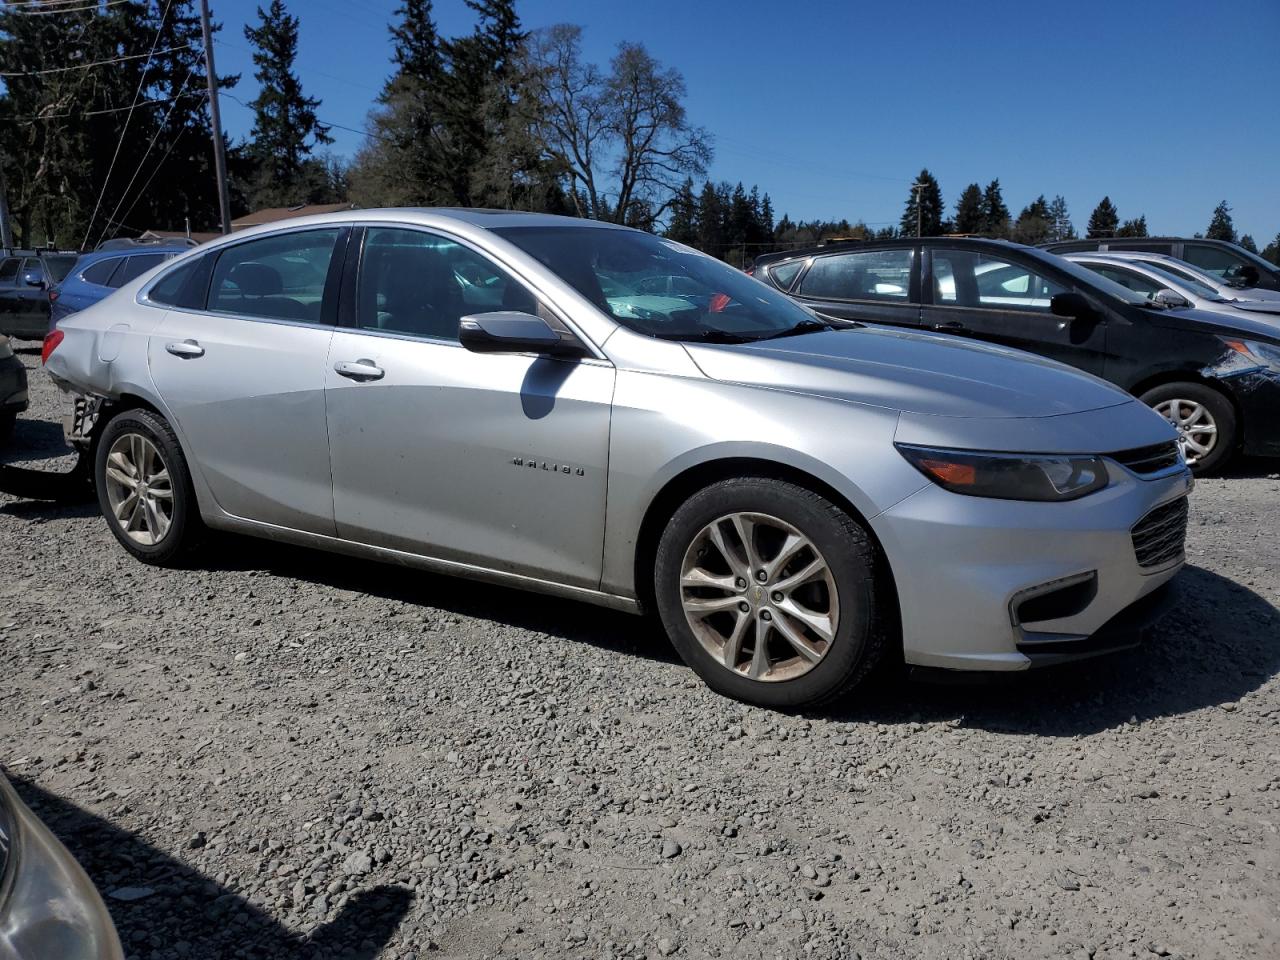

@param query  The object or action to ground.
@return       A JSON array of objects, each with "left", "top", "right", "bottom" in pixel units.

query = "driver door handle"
[
  {"left": 334, "top": 359, "right": 385, "bottom": 382},
  {"left": 165, "top": 339, "right": 205, "bottom": 359},
  {"left": 932, "top": 320, "right": 966, "bottom": 332}
]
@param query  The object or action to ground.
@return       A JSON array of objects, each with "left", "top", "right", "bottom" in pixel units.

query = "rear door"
[
  {"left": 921, "top": 247, "right": 1109, "bottom": 375},
  {"left": 149, "top": 226, "right": 349, "bottom": 535},
  {"left": 789, "top": 247, "right": 922, "bottom": 327},
  {"left": 7, "top": 258, "right": 51, "bottom": 337}
]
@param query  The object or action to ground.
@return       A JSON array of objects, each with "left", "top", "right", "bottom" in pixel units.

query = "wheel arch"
[{"left": 1129, "top": 371, "right": 1243, "bottom": 448}]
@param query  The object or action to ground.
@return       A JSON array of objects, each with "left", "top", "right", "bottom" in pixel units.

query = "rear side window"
[
  {"left": 82, "top": 259, "right": 120, "bottom": 286},
  {"left": 44, "top": 255, "right": 76, "bottom": 282},
  {"left": 797, "top": 249, "right": 912, "bottom": 301},
  {"left": 0, "top": 258, "right": 20, "bottom": 283},
  {"left": 20, "top": 258, "right": 45, "bottom": 282},
  {"left": 767, "top": 259, "right": 805, "bottom": 291},
  {"left": 147, "top": 256, "right": 208, "bottom": 308},
  {"left": 210, "top": 229, "right": 341, "bottom": 324},
  {"left": 932, "top": 250, "right": 1066, "bottom": 311},
  {"left": 108, "top": 254, "right": 166, "bottom": 288}
]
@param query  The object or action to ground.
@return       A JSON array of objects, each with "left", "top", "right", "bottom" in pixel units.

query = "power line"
[
  {"left": 9, "top": 0, "right": 129, "bottom": 14},
  {"left": 221, "top": 90, "right": 395, "bottom": 145},
  {"left": 0, "top": 44, "right": 193, "bottom": 78},
  {"left": 13, "top": 90, "right": 203, "bottom": 122}
]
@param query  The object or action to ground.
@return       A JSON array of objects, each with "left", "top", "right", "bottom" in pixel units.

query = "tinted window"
[
  {"left": 82, "top": 259, "right": 119, "bottom": 286},
  {"left": 210, "top": 229, "right": 340, "bottom": 324},
  {"left": 0, "top": 258, "right": 20, "bottom": 283},
  {"left": 1107, "top": 241, "right": 1174, "bottom": 255},
  {"left": 767, "top": 259, "right": 804, "bottom": 291},
  {"left": 108, "top": 254, "right": 166, "bottom": 288},
  {"left": 932, "top": 251, "right": 1066, "bottom": 311},
  {"left": 148, "top": 257, "right": 205, "bottom": 308},
  {"left": 357, "top": 227, "right": 536, "bottom": 341},
  {"left": 1091, "top": 265, "right": 1162, "bottom": 297},
  {"left": 44, "top": 255, "right": 76, "bottom": 282},
  {"left": 20, "top": 258, "right": 45, "bottom": 282},
  {"left": 1182, "top": 244, "right": 1249, "bottom": 279},
  {"left": 1137, "top": 259, "right": 1205, "bottom": 285},
  {"left": 798, "top": 249, "right": 912, "bottom": 301}
]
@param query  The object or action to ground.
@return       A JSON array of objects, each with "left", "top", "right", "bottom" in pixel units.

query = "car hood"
[
  {"left": 1154, "top": 305, "right": 1280, "bottom": 340},
  {"left": 1225, "top": 298, "right": 1280, "bottom": 316},
  {"left": 682, "top": 325, "right": 1132, "bottom": 419}
]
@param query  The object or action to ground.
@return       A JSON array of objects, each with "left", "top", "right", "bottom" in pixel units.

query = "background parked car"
[
  {"left": 0, "top": 771, "right": 124, "bottom": 959},
  {"left": 0, "top": 251, "right": 77, "bottom": 340},
  {"left": 50, "top": 245, "right": 189, "bottom": 329},
  {"left": 1073, "top": 250, "right": 1280, "bottom": 305},
  {"left": 753, "top": 237, "right": 1280, "bottom": 472},
  {"left": 0, "top": 334, "right": 27, "bottom": 443},
  {"left": 1041, "top": 236, "right": 1280, "bottom": 291},
  {"left": 1064, "top": 252, "right": 1280, "bottom": 321}
]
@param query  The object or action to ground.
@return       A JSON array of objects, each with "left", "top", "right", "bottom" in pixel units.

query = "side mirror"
[
  {"left": 1152, "top": 288, "right": 1190, "bottom": 309},
  {"left": 21, "top": 270, "right": 46, "bottom": 289},
  {"left": 458, "top": 311, "right": 580, "bottom": 356},
  {"left": 1050, "top": 291, "right": 1094, "bottom": 319}
]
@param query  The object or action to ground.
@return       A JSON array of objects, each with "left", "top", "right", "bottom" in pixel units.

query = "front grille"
[
  {"left": 1131, "top": 497, "right": 1189, "bottom": 569},
  {"left": 1109, "top": 440, "right": 1181, "bottom": 476}
]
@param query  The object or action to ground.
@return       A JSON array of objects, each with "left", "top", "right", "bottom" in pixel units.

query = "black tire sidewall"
[
  {"left": 94, "top": 409, "right": 197, "bottom": 564},
  {"left": 654, "top": 478, "right": 878, "bottom": 709},
  {"left": 1139, "top": 382, "right": 1236, "bottom": 474}
]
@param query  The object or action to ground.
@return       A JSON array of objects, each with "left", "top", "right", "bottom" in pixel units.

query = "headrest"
[{"left": 228, "top": 262, "right": 282, "bottom": 297}]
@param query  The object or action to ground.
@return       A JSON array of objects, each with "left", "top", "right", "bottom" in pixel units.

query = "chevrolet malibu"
[{"left": 43, "top": 210, "right": 1192, "bottom": 708}]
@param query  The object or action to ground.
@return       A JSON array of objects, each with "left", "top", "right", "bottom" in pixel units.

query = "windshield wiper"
[
  {"left": 757, "top": 318, "right": 847, "bottom": 340},
  {"left": 655, "top": 329, "right": 762, "bottom": 344}
]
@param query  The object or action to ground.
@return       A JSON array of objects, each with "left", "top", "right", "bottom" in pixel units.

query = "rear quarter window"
[
  {"left": 766, "top": 259, "right": 805, "bottom": 291},
  {"left": 81, "top": 259, "right": 120, "bottom": 286}
]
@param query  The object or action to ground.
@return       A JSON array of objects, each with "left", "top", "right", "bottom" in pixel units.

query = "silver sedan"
[{"left": 44, "top": 210, "right": 1191, "bottom": 708}]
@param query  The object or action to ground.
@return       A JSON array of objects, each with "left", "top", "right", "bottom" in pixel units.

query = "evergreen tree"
[
  {"left": 1012, "top": 195, "right": 1051, "bottom": 245},
  {"left": 1115, "top": 216, "right": 1148, "bottom": 238},
  {"left": 1239, "top": 234, "right": 1257, "bottom": 253},
  {"left": 243, "top": 1, "right": 333, "bottom": 209},
  {"left": 952, "top": 183, "right": 984, "bottom": 234},
  {"left": 980, "top": 179, "right": 1010, "bottom": 236},
  {"left": 1086, "top": 196, "right": 1119, "bottom": 238},
  {"left": 1046, "top": 195, "right": 1074, "bottom": 241},
  {"left": 900, "top": 168, "right": 943, "bottom": 236},
  {"left": 695, "top": 180, "right": 725, "bottom": 255},
  {"left": 1262, "top": 232, "right": 1280, "bottom": 266},
  {"left": 664, "top": 178, "right": 697, "bottom": 245},
  {"left": 759, "top": 193, "right": 775, "bottom": 243},
  {"left": 1205, "top": 201, "right": 1237, "bottom": 242}
]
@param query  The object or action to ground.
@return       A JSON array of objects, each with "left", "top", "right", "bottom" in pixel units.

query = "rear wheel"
[
  {"left": 94, "top": 409, "right": 203, "bottom": 565},
  {"left": 1140, "top": 382, "right": 1236, "bottom": 474},
  {"left": 654, "top": 477, "right": 886, "bottom": 709}
]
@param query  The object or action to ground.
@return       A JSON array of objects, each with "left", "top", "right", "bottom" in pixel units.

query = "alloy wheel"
[
  {"left": 679, "top": 511, "right": 840, "bottom": 683},
  {"left": 102, "top": 432, "right": 174, "bottom": 546},
  {"left": 1154, "top": 398, "right": 1217, "bottom": 465}
]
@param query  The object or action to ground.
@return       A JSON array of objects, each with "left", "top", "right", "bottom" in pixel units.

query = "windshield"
[
  {"left": 493, "top": 226, "right": 822, "bottom": 341},
  {"left": 1024, "top": 247, "right": 1151, "bottom": 306},
  {"left": 1143, "top": 266, "right": 1220, "bottom": 300}
]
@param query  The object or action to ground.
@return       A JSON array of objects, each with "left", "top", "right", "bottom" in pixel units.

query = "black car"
[
  {"left": 0, "top": 334, "right": 28, "bottom": 443},
  {"left": 1041, "top": 237, "right": 1280, "bottom": 292},
  {"left": 752, "top": 237, "right": 1280, "bottom": 473},
  {"left": 0, "top": 250, "right": 78, "bottom": 340}
]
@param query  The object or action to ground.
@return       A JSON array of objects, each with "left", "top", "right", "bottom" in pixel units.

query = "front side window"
[
  {"left": 797, "top": 249, "right": 912, "bottom": 302},
  {"left": 209, "top": 228, "right": 341, "bottom": 323},
  {"left": 932, "top": 250, "right": 1066, "bottom": 311},
  {"left": 1181, "top": 244, "right": 1249, "bottom": 280},
  {"left": 1091, "top": 265, "right": 1163, "bottom": 297},
  {"left": 108, "top": 254, "right": 166, "bottom": 288},
  {"left": 0, "top": 258, "right": 21, "bottom": 284},
  {"left": 356, "top": 227, "right": 537, "bottom": 341},
  {"left": 19, "top": 258, "right": 45, "bottom": 283}
]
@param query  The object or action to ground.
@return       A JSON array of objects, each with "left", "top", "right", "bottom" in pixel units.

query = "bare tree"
[{"left": 526, "top": 25, "right": 711, "bottom": 228}]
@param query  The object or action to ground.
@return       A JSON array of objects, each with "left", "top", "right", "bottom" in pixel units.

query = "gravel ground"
[{"left": 2, "top": 346, "right": 1279, "bottom": 960}]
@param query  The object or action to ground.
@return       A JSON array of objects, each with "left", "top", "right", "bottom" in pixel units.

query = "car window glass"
[
  {"left": 108, "top": 254, "right": 166, "bottom": 288},
  {"left": 148, "top": 258, "right": 202, "bottom": 307},
  {"left": 0, "top": 258, "right": 19, "bottom": 283},
  {"left": 1107, "top": 241, "right": 1174, "bottom": 255},
  {"left": 1092, "top": 265, "right": 1161, "bottom": 296},
  {"left": 82, "top": 259, "right": 119, "bottom": 286},
  {"left": 45, "top": 255, "right": 76, "bottom": 282},
  {"left": 932, "top": 250, "right": 1066, "bottom": 311},
  {"left": 797, "top": 249, "right": 912, "bottom": 301},
  {"left": 209, "top": 229, "right": 340, "bottom": 323},
  {"left": 1181, "top": 244, "right": 1247, "bottom": 279},
  {"left": 768, "top": 260, "right": 804, "bottom": 291},
  {"left": 20, "top": 258, "right": 45, "bottom": 282},
  {"left": 356, "top": 227, "right": 537, "bottom": 342}
]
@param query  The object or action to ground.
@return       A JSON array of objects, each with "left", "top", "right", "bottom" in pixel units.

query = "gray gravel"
[{"left": 2, "top": 346, "right": 1279, "bottom": 960}]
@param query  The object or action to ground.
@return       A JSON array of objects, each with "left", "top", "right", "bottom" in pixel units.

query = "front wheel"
[
  {"left": 1140, "top": 382, "right": 1236, "bottom": 474},
  {"left": 654, "top": 477, "right": 886, "bottom": 709},
  {"left": 94, "top": 408, "right": 203, "bottom": 565}
]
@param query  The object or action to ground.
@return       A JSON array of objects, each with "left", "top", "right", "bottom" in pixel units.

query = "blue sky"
[{"left": 210, "top": 0, "right": 1280, "bottom": 242}]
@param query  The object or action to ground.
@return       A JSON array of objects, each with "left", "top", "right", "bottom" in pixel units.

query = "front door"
[
  {"left": 149, "top": 226, "right": 348, "bottom": 535},
  {"left": 324, "top": 225, "right": 615, "bottom": 589},
  {"left": 921, "top": 248, "right": 1109, "bottom": 377}
]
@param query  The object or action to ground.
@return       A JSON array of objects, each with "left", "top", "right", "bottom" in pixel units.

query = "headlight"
[
  {"left": 1220, "top": 337, "right": 1280, "bottom": 372},
  {"left": 896, "top": 444, "right": 1108, "bottom": 501}
]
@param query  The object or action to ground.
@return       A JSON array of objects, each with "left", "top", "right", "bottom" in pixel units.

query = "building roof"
[
  {"left": 230, "top": 202, "right": 356, "bottom": 229},
  {"left": 138, "top": 229, "right": 218, "bottom": 245}
]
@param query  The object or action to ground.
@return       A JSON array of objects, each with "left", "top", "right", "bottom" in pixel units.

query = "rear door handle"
[
  {"left": 165, "top": 339, "right": 205, "bottom": 358},
  {"left": 334, "top": 359, "right": 385, "bottom": 382}
]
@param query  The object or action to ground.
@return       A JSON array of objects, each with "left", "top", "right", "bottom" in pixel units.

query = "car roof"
[
  {"left": 752, "top": 236, "right": 1034, "bottom": 268},
  {"left": 75, "top": 245, "right": 192, "bottom": 262}
]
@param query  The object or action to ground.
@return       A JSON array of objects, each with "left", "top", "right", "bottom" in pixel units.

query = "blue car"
[{"left": 50, "top": 245, "right": 190, "bottom": 330}]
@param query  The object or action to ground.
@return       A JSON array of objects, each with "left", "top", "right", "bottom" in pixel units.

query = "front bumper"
[
  {"left": 874, "top": 461, "right": 1193, "bottom": 672},
  {"left": 1232, "top": 370, "right": 1280, "bottom": 457}
]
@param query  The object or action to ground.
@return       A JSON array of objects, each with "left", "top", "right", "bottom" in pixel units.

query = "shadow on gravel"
[
  {"left": 0, "top": 416, "right": 71, "bottom": 465},
  {"left": 0, "top": 497, "right": 97, "bottom": 519},
  {"left": 9, "top": 777, "right": 414, "bottom": 960},
  {"left": 825, "top": 565, "right": 1280, "bottom": 735},
  {"left": 201, "top": 535, "right": 682, "bottom": 666},
  {"left": 1217, "top": 456, "right": 1280, "bottom": 479}
]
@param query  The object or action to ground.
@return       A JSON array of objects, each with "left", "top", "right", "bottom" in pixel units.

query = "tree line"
[{"left": 2, "top": 1, "right": 1278, "bottom": 268}]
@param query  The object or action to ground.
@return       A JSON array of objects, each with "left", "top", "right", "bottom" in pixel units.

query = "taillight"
[
  {"left": 42, "top": 330, "right": 64, "bottom": 365},
  {"left": 48, "top": 288, "right": 59, "bottom": 303}
]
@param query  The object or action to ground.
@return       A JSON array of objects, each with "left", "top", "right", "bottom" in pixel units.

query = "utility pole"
[
  {"left": 0, "top": 151, "right": 13, "bottom": 249},
  {"left": 199, "top": 0, "right": 232, "bottom": 235},
  {"left": 912, "top": 181, "right": 926, "bottom": 238}
]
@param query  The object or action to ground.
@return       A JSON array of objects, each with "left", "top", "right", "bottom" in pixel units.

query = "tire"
[
  {"left": 0, "top": 410, "right": 14, "bottom": 445},
  {"left": 1139, "top": 382, "right": 1236, "bottom": 475},
  {"left": 654, "top": 477, "right": 886, "bottom": 709},
  {"left": 94, "top": 408, "right": 203, "bottom": 565}
]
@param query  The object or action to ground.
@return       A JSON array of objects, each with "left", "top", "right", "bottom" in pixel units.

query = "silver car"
[
  {"left": 1065, "top": 252, "right": 1280, "bottom": 321},
  {"left": 0, "top": 773, "right": 123, "bottom": 960},
  {"left": 43, "top": 210, "right": 1192, "bottom": 708}
]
